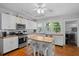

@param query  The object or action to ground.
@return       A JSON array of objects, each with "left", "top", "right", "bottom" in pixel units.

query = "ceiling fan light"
[
  {"left": 41, "top": 10, "right": 44, "bottom": 14},
  {"left": 37, "top": 9, "right": 41, "bottom": 14}
]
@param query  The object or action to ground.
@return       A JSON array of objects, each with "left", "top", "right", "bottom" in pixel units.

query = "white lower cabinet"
[
  {"left": 3, "top": 37, "right": 18, "bottom": 53},
  {"left": 54, "top": 36, "right": 64, "bottom": 46}
]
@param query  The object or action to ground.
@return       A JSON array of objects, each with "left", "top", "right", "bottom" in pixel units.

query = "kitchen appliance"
[
  {"left": 33, "top": 29, "right": 36, "bottom": 33},
  {"left": 16, "top": 24, "right": 25, "bottom": 30},
  {"left": 16, "top": 24, "right": 27, "bottom": 48},
  {"left": 16, "top": 31, "right": 27, "bottom": 48},
  {"left": 2, "top": 32, "right": 7, "bottom": 37},
  {"left": 18, "top": 35, "right": 27, "bottom": 48},
  {"left": 66, "top": 33, "right": 77, "bottom": 46}
]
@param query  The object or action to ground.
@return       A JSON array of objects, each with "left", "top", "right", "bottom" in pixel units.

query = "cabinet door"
[
  {"left": 28, "top": 20, "right": 32, "bottom": 29},
  {"left": 21, "top": 18, "right": 26, "bottom": 24},
  {"left": 26, "top": 20, "right": 37, "bottom": 29},
  {"left": 25, "top": 20, "right": 30, "bottom": 29},
  {"left": 9, "top": 16, "right": 16, "bottom": 29},
  {"left": 3, "top": 37, "right": 18, "bottom": 53},
  {"left": 2, "top": 13, "right": 16, "bottom": 29},
  {"left": 10, "top": 37, "right": 18, "bottom": 50},
  {"left": 16, "top": 17, "right": 25, "bottom": 24},
  {"left": 3, "top": 38, "right": 12, "bottom": 53},
  {"left": 25, "top": 19, "right": 37, "bottom": 29},
  {"left": 54, "top": 36, "right": 64, "bottom": 46},
  {"left": 2, "top": 13, "right": 10, "bottom": 29},
  {"left": 30, "top": 21, "right": 37, "bottom": 29}
]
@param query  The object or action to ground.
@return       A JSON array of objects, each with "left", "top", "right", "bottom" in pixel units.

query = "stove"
[{"left": 18, "top": 35, "right": 27, "bottom": 48}]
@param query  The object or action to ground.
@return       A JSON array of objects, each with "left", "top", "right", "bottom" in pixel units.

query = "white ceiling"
[{"left": 0, "top": 3, "right": 79, "bottom": 21}]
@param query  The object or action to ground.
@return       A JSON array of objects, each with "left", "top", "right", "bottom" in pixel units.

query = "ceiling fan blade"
[
  {"left": 34, "top": 3, "right": 46, "bottom": 8},
  {"left": 46, "top": 9, "right": 53, "bottom": 12}
]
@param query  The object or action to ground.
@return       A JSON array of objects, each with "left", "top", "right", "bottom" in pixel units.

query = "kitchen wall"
[
  {"left": 65, "top": 18, "right": 79, "bottom": 47},
  {"left": 36, "top": 18, "right": 79, "bottom": 46},
  {"left": 0, "top": 29, "right": 35, "bottom": 35},
  {"left": 0, "top": 13, "right": 37, "bottom": 35},
  {"left": 65, "top": 19, "right": 78, "bottom": 33},
  {"left": 37, "top": 19, "right": 65, "bottom": 34},
  {"left": 0, "top": 14, "right": 1, "bottom": 30},
  {"left": 76, "top": 19, "right": 79, "bottom": 47},
  {"left": 36, "top": 19, "right": 65, "bottom": 45}
]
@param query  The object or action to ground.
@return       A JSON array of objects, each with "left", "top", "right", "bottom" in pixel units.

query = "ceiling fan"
[{"left": 33, "top": 3, "right": 53, "bottom": 15}]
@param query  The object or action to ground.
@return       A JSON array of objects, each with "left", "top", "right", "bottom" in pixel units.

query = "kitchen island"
[
  {"left": 27, "top": 33, "right": 54, "bottom": 56},
  {"left": 27, "top": 34, "right": 53, "bottom": 43}
]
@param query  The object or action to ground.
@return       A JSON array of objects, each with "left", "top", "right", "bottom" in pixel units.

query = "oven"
[
  {"left": 18, "top": 35, "right": 27, "bottom": 48},
  {"left": 16, "top": 24, "right": 25, "bottom": 30},
  {"left": 16, "top": 24, "right": 27, "bottom": 48},
  {"left": 19, "top": 36, "right": 27, "bottom": 44}
]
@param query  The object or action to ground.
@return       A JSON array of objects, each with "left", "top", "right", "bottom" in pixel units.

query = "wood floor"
[{"left": 2, "top": 44, "right": 79, "bottom": 56}]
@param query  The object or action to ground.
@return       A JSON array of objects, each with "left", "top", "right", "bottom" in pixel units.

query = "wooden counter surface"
[{"left": 27, "top": 34, "right": 53, "bottom": 43}]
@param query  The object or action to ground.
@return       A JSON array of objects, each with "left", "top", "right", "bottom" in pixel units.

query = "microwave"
[{"left": 16, "top": 24, "right": 26, "bottom": 30}]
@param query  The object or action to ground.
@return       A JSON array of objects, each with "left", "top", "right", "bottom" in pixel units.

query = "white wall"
[
  {"left": 37, "top": 19, "right": 65, "bottom": 34},
  {"left": 37, "top": 19, "right": 65, "bottom": 45},
  {"left": 65, "top": 20, "right": 78, "bottom": 33},
  {"left": 77, "top": 19, "right": 79, "bottom": 47},
  {"left": 36, "top": 18, "right": 79, "bottom": 46}
]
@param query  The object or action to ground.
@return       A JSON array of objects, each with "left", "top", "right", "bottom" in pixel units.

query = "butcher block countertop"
[{"left": 27, "top": 34, "right": 53, "bottom": 43}]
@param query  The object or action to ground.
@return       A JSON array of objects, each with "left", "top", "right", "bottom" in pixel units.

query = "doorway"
[{"left": 65, "top": 20, "right": 78, "bottom": 46}]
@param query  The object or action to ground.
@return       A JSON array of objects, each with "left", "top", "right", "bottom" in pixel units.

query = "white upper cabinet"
[
  {"left": 16, "top": 17, "right": 25, "bottom": 24},
  {"left": 25, "top": 20, "right": 31, "bottom": 29},
  {"left": 2, "top": 13, "right": 16, "bottom": 29},
  {"left": 1, "top": 13, "right": 37, "bottom": 29},
  {"left": 22, "top": 18, "right": 26, "bottom": 24},
  {"left": 25, "top": 19, "right": 37, "bottom": 29},
  {"left": 30, "top": 21, "right": 37, "bottom": 29},
  {"left": 16, "top": 17, "right": 21, "bottom": 24},
  {"left": 9, "top": 15, "right": 16, "bottom": 29}
]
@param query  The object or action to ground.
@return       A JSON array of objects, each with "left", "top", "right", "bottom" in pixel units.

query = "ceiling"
[{"left": 0, "top": 3, "right": 79, "bottom": 21}]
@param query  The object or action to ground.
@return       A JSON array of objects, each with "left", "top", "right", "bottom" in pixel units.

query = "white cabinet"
[
  {"left": 1, "top": 13, "right": 16, "bottom": 29},
  {"left": 37, "top": 23, "right": 42, "bottom": 27},
  {"left": 2, "top": 13, "right": 9, "bottom": 29},
  {"left": 25, "top": 20, "right": 37, "bottom": 29},
  {"left": 1, "top": 13, "right": 37, "bottom": 29},
  {"left": 16, "top": 17, "right": 21, "bottom": 24},
  {"left": 3, "top": 36, "right": 18, "bottom": 53},
  {"left": 22, "top": 18, "right": 26, "bottom": 24},
  {"left": 25, "top": 20, "right": 29, "bottom": 29},
  {"left": 16, "top": 17, "right": 25, "bottom": 24},
  {"left": 54, "top": 35, "right": 64, "bottom": 46},
  {"left": 8, "top": 15, "right": 16, "bottom": 29},
  {"left": 31, "top": 21, "right": 37, "bottom": 29}
]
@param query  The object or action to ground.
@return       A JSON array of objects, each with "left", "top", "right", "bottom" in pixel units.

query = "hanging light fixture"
[{"left": 34, "top": 3, "right": 46, "bottom": 14}]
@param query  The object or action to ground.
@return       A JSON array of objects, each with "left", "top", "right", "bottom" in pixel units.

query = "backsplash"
[{"left": 0, "top": 29, "right": 36, "bottom": 35}]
